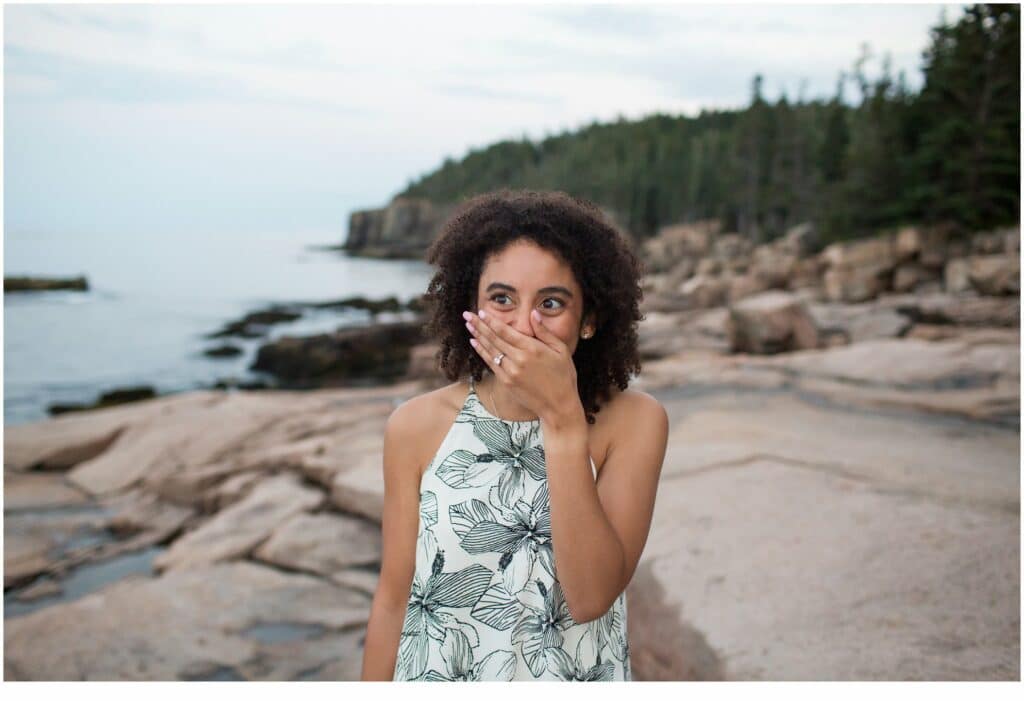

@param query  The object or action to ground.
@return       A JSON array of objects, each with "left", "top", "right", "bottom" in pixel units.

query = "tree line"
[{"left": 398, "top": 4, "right": 1019, "bottom": 246}]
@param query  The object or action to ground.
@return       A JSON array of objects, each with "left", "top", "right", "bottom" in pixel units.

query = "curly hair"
[{"left": 422, "top": 188, "right": 646, "bottom": 425}]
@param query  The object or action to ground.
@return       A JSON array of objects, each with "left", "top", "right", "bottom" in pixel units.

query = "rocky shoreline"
[{"left": 4, "top": 218, "right": 1019, "bottom": 680}]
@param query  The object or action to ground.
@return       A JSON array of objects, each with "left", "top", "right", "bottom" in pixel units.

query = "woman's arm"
[
  {"left": 542, "top": 391, "right": 669, "bottom": 623},
  {"left": 360, "top": 401, "right": 423, "bottom": 680}
]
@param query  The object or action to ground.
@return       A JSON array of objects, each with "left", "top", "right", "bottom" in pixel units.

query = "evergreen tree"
[
  {"left": 397, "top": 5, "right": 1019, "bottom": 243},
  {"left": 912, "top": 3, "right": 1020, "bottom": 232}
]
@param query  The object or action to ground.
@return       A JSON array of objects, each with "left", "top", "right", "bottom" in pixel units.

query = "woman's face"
[{"left": 473, "top": 238, "right": 594, "bottom": 355}]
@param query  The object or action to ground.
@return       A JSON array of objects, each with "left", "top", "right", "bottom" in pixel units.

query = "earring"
[{"left": 581, "top": 330, "right": 591, "bottom": 339}]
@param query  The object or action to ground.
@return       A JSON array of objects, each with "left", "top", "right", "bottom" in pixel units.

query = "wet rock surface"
[{"left": 250, "top": 320, "right": 427, "bottom": 386}]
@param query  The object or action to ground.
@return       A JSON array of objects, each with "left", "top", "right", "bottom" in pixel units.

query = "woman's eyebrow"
[{"left": 485, "top": 282, "right": 574, "bottom": 298}]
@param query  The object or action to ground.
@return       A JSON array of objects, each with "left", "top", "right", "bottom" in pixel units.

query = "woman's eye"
[{"left": 488, "top": 294, "right": 564, "bottom": 309}]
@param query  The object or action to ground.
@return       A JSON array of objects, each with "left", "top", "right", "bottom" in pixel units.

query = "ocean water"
[{"left": 3, "top": 227, "right": 435, "bottom": 426}]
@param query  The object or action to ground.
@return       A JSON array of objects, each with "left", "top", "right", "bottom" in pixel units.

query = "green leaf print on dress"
[
  {"left": 396, "top": 522, "right": 491, "bottom": 680},
  {"left": 420, "top": 490, "right": 438, "bottom": 529},
  {"left": 512, "top": 578, "right": 576, "bottom": 677},
  {"left": 463, "top": 480, "right": 555, "bottom": 593},
  {"left": 544, "top": 628, "right": 615, "bottom": 681},
  {"left": 420, "top": 629, "right": 517, "bottom": 681},
  {"left": 437, "top": 413, "right": 545, "bottom": 506},
  {"left": 589, "top": 597, "right": 628, "bottom": 662}
]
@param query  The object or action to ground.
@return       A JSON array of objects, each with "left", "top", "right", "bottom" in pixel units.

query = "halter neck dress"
[{"left": 392, "top": 376, "right": 632, "bottom": 681}]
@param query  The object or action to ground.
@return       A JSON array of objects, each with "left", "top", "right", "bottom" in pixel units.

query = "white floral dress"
[{"left": 392, "top": 376, "right": 631, "bottom": 681}]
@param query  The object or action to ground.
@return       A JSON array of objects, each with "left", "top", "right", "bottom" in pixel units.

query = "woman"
[{"left": 360, "top": 189, "right": 669, "bottom": 681}]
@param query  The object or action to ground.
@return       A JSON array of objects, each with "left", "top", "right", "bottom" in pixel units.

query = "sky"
[{"left": 4, "top": 1, "right": 959, "bottom": 240}]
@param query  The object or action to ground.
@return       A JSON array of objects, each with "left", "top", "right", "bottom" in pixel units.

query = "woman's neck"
[{"left": 478, "top": 374, "right": 539, "bottom": 421}]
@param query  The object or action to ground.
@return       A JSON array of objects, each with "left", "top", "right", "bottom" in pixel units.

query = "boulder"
[
  {"left": 1004, "top": 227, "right": 1021, "bottom": 254},
  {"left": 892, "top": 263, "right": 935, "bottom": 293},
  {"left": 944, "top": 258, "right": 972, "bottom": 293},
  {"left": 895, "top": 226, "right": 925, "bottom": 261},
  {"left": 806, "top": 304, "right": 912, "bottom": 344},
  {"left": 330, "top": 455, "right": 385, "bottom": 524},
  {"left": 251, "top": 319, "right": 427, "bottom": 385},
  {"left": 253, "top": 511, "right": 382, "bottom": 575},
  {"left": 204, "top": 471, "right": 266, "bottom": 511},
  {"left": 726, "top": 291, "right": 820, "bottom": 354},
  {"left": 695, "top": 257, "right": 723, "bottom": 276},
  {"left": 65, "top": 391, "right": 291, "bottom": 497},
  {"left": 639, "top": 311, "right": 688, "bottom": 359},
  {"left": 886, "top": 292, "right": 1020, "bottom": 328},
  {"left": 656, "top": 222, "right": 715, "bottom": 257},
  {"left": 750, "top": 246, "right": 797, "bottom": 289},
  {"left": 764, "top": 336, "right": 1018, "bottom": 397},
  {"left": 680, "top": 275, "right": 730, "bottom": 309},
  {"left": 971, "top": 227, "right": 1019, "bottom": 255},
  {"left": 790, "top": 257, "right": 825, "bottom": 289},
  {"left": 728, "top": 274, "right": 769, "bottom": 304},
  {"left": 968, "top": 255, "right": 1020, "bottom": 296},
  {"left": 920, "top": 224, "right": 957, "bottom": 269},
  {"left": 712, "top": 233, "right": 752, "bottom": 261},
  {"left": 664, "top": 256, "right": 699, "bottom": 291},
  {"left": 155, "top": 460, "right": 249, "bottom": 507},
  {"left": 846, "top": 308, "right": 912, "bottom": 342},
  {"left": 642, "top": 220, "right": 720, "bottom": 272},
  {"left": 639, "top": 290, "right": 691, "bottom": 314},
  {"left": 820, "top": 233, "right": 897, "bottom": 270},
  {"left": 330, "top": 568, "right": 381, "bottom": 599},
  {"left": 153, "top": 473, "right": 325, "bottom": 571},
  {"left": 823, "top": 265, "right": 888, "bottom": 303}
]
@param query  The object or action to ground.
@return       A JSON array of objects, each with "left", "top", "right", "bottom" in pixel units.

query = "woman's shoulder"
[
  {"left": 388, "top": 381, "right": 466, "bottom": 433},
  {"left": 597, "top": 384, "right": 666, "bottom": 426},
  {"left": 588, "top": 384, "right": 668, "bottom": 473},
  {"left": 386, "top": 380, "right": 469, "bottom": 473},
  {"left": 596, "top": 384, "right": 668, "bottom": 448}
]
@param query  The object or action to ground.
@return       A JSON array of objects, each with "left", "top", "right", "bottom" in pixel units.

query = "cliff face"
[
  {"left": 343, "top": 195, "right": 632, "bottom": 260},
  {"left": 343, "top": 197, "right": 456, "bottom": 259}
]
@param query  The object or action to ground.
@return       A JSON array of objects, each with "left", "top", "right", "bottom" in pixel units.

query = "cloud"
[
  {"left": 5, "top": 3, "right": 949, "bottom": 114},
  {"left": 6, "top": 44, "right": 242, "bottom": 104},
  {"left": 3, "top": 2, "right": 960, "bottom": 236},
  {"left": 534, "top": 4, "right": 690, "bottom": 40},
  {"left": 436, "top": 82, "right": 564, "bottom": 107},
  {"left": 5, "top": 43, "right": 363, "bottom": 115}
]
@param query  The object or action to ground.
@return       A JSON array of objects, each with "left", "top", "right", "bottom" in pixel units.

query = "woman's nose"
[{"left": 510, "top": 310, "right": 535, "bottom": 337}]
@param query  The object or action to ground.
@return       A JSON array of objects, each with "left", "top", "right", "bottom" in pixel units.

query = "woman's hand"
[{"left": 463, "top": 308, "right": 583, "bottom": 427}]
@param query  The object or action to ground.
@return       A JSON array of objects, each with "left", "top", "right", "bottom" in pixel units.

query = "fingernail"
[
  {"left": 462, "top": 311, "right": 471, "bottom": 321},
  {"left": 478, "top": 310, "right": 486, "bottom": 319}
]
